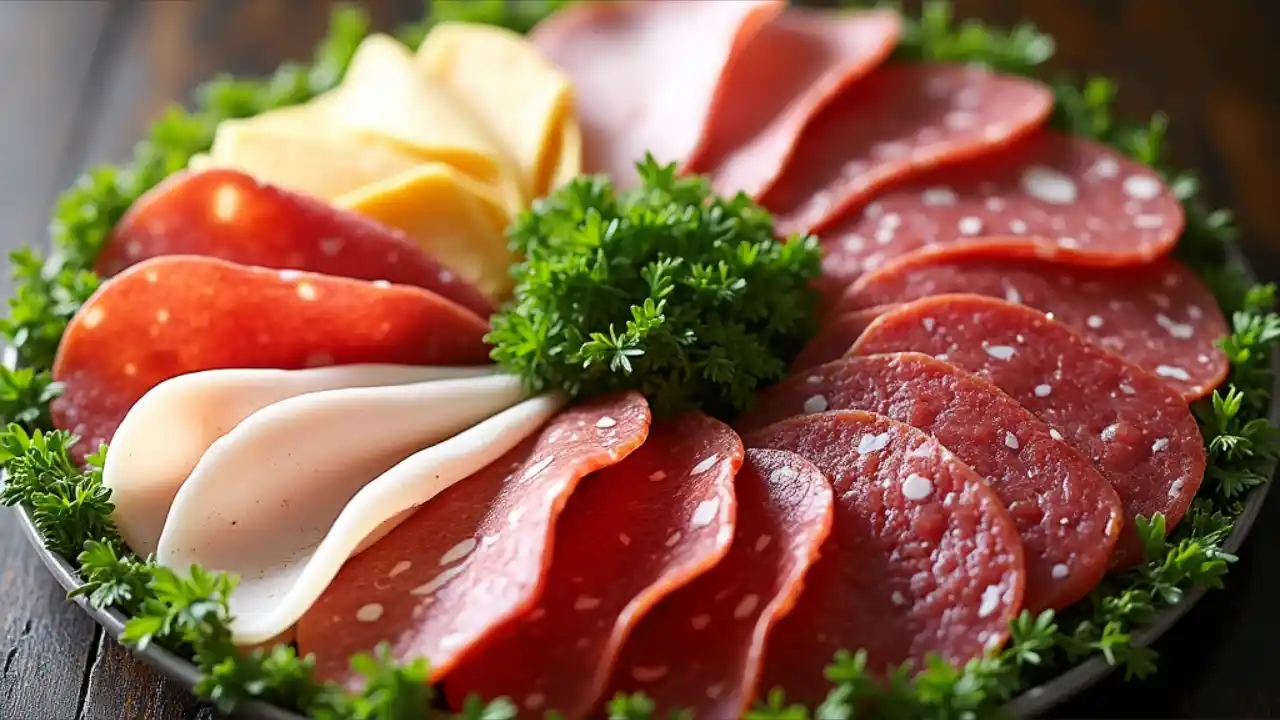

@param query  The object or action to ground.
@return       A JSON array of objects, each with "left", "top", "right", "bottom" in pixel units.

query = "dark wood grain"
[{"left": 2, "top": 1, "right": 1278, "bottom": 718}]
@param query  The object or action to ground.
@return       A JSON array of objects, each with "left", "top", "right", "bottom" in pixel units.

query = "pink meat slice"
[
  {"left": 853, "top": 294, "right": 1206, "bottom": 569},
  {"left": 745, "top": 410, "right": 1026, "bottom": 705},
  {"left": 603, "top": 448, "right": 834, "bottom": 718},
  {"left": 834, "top": 242, "right": 1228, "bottom": 401},
  {"left": 819, "top": 130, "right": 1186, "bottom": 291},
  {"left": 739, "top": 353, "right": 1121, "bottom": 612},
  {"left": 532, "top": 0, "right": 784, "bottom": 187},
  {"left": 790, "top": 305, "right": 891, "bottom": 373},
  {"left": 686, "top": 8, "right": 901, "bottom": 199},
  {"left": 444, "top": 413, "right": 744, "bottom": 719},
  {"left": 296, "top": 392, "right": 652, "bottom": 688},
  {"left": 760, "top": 63, "right": 1054, "bottom": 238}
]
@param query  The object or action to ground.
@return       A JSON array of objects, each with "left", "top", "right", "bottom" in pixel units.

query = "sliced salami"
[
  {"left": 533, "top": 0, "right": 784, "bottom": 186},
  {"left": 745, "top": 411, "right": 1025, "bottom": 704},
  {"left": 789, "top": 305, "right": 889, "bottom": 373},
  {"left": 687, "top": 8, "right": 901, "bottom": 199},
  {"left": 739, "top": 353, "right": 1121, "bottom": 612},
  {"left": 444, "top": 413, "right": 743, "bottom": 719},
  {"left": 96, "top": 169, "right": 497, "bottom": 318},
  {"left": 51, "top": 256, "right": 490, "bottom": 458},
  {"left": 819, "top": 130, "right": 1185, "bottom": 290},
  {"left": 760, "top": 63, "right": 1054, "bottom": 237},
  {"left": 835, "top": 243, "right": 1228, "bottom": 400},
  {"left": 297, "top": 392, "right": 652, "bottom": 688},
  {"left": 603, "top": 448, "right": 833, "bottom": 718},
  {"left": 853, "top": 294, "right": 1206, "bottom": 568}
]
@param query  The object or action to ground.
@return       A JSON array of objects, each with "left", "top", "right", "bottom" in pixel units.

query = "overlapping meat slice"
[
  {"left": 532, "top": 0, "right": 784, "bottom": 186},
  {"left": 297, "top": 392, "right": 651, "bottom": 687},
  {"left": 790, "top": 306, "right": 888, "bottom": 373},
  {"left": 739, "top": 353, "right": 1120, "bottom": 612},
  {"left": 96, "top": 169, "right": 496, "bottom": 318},
  {"left": 51, "top": 256, "right": 490, "bottom": 459},
  {"left": 760, "top": 63, "right": 1053, "bottom": 237},
  {"left": 603, "top": 449, "right": 833, "bottom": 718},
  {"left": 834, "top": 242, "right": 1228, "bottom": 400},
  {"left": 745, "top": 411, "right": 1025, "bottom": 705},
  {"left": 444, "top": 413, "right": 743, "bottom": 718},
  {"left": 854, "top": 294, "right": 1206, "bottom": 568},
  {"left": 819, "top": 130, "right": 1185, "bottom": 291},
  {"left": 686, "top": 8, "right": 901, "bottom": 199}
]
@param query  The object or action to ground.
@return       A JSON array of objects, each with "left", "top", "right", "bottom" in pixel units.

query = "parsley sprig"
[{"left": 487, "top": 156, "right": 822, "bottom": 419}]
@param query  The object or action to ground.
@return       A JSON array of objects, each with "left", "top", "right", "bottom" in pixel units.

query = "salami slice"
[
  {"left": 744, "top": 411, "right": 1025, "bottom": 704},
  {"left": 533, "top": 0, "right": 784, "bottom": 186},
  {"left": 853, "top": 294, "right": 1206, "bottom": 568},
  {"left": 740, "top": 353, "right": 1121, "bottom": 612},
  {"left": 297, "top": 392, "right": 651, "bottom": 688},
  {"left": 96, "top": 169, "right": 497, "bottom": 319},
  {"left": 444, "top": 413, "right": 742, "bottom": 718},
  {"left": 818, "top": 130, "right": 1185, "bottom": 291},
  {"left": 790, "top": 306, "right": 889, "bottom": 373},
  {"left": 760, "top": 63, "right": 1054, "bottom": 237},
  {"left": 51, "top": 256, "right": 490, "bottom": 458},
  {"left": 835, "top": 243, "right": 1228, "bottom": 400},
  {"left": 603, "top": 448, "right": 833, "bottom": 718},
  {"left": 686, "top": 8, "right": 901, "bottom": 199}
]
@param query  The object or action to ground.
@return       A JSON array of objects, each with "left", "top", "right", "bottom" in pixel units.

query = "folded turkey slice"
[
  {"left": 105, "top": 364, "right": 497, "bottom": 557},
  {"left": 157, "top": 373, "right": 567, "bottom": 644}
]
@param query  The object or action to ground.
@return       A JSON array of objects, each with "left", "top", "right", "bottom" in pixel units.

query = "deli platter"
[{"left": 3, "top": 1, "right": 1279, "bottom": 718}]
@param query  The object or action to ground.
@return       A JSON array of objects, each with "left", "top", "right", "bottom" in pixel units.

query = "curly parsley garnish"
[{"left": 488, "top": 157, "right": 821, "bottom": 419}]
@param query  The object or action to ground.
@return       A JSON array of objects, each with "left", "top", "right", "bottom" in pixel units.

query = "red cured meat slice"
[
  {"left": 739, "top": 353, "right": 1121, "bottom": 612},
  {"left": 790, "top": 305, "right": 890, "bottom": 373},
  {"left": 603, "top": 448, "right": 833, "bottom": 718},
  {"left": 760, "top": 63, "right": 1053, "bottom": 237},
  {"left": 533, "top": 0, "right": 784, "bottom": 187},
  {"left": 686, "top": 8, "right": 901, "bottom": 199},
  {"left": 445, "top": 413, "right": 743, "bottom": 718},
  {"left": 51, "top": 256, "right": 490, "bottom": 458},
  {"left": 297, "top": 392, "right": 652, "bottom": 688},
  {"left": 834, "top": 242, "right": 1228, "bottom": 401},
  {"left": 853, "top": 294, "right": 1206, "bottom": 569},
  {"left": 744, "top": 410, "right": 1025, "bottom": 704},
  {"left": 819, "top": 130, "right": 1185, "bottom": 290},
  {"left": 96, "top": 169, "right": 497, "bottom": 319}
]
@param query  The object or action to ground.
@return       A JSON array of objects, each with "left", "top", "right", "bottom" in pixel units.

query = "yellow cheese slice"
[
  {"left": 417, "top": 22, "right": 582, "bottom": 199},
  {"left": 327, "top": 34, "right": 525, "bottom": 212},
  {"left": 187, "top": 152, "right": 213, "bottom": 171},
  {"left": 204, "top": 121, "right": 428, "bottom": 201},
  {"left": 335, "top": 163, "right": 515, "bottom": 300}
]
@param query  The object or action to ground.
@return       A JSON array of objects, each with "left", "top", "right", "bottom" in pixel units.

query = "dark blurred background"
[{"left": 1, "top": 1, "right": 1278, "bottom": 718}]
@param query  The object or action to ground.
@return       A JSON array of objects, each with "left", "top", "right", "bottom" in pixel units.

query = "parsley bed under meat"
[{"left": 1, "top": 1, "right": 1278, "bottom": 719}]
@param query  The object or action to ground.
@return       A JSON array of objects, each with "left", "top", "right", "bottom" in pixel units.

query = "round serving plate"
[{"left": 6, "top": 249, "right": 1275, "bottom": 720}]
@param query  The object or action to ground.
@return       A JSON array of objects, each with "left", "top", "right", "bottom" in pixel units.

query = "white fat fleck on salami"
[
  {"left": 957, "top": 216, "right": 984, "bottom": 235},
  {"left": 922, "top": 317, "right": 936, "bottom": 332},
  {"left": 318, "top": 237, "right": 344, "bottom": 257},
  {"left": 439, "top": 269, "right": 455, "bottom": 284},
  {"left": 1156, "top": 365, "right": 1191, "bottom": 381},
  {"left": 1152, "top": 438, "right": 1170, "bottom": 453},
  {"left": 754, "top": 534, "right": 772, "bottom": 552},
  {"left": 1020, "top": 165, "right": 1079, "bottom": 204},
  {"left": 1093, "top": 157, "right": 1120, "bottom": 178},
  {"left": 1123, "top": 174, "right": 1162, "bottom": 200},
  {"left": 977, "top": 584, "right": 1002, "bottom": 618},
  {"left": 890, "top": 590, "right": 906, "bottom": 606},
  {"left": 857, "top": 432, "right": 892, "bottom": 454},
  {"left": 295, "top": 282, "right": 319, "bottom": 301},
  {"left": 409, "top": 565, "right": 466, "bottom": 597},
  {"left": 1198, "top": 354, "right": 1210, "bottom": 364},
  {"left": 212, "top": 184, "right": 242, "bottom": 222},
  {"left": 1049, "top": 428, "right": 1064, "bottom": 441},
  {"left": 1188, "top": 305, "right": 1204, "bottom": 320},
  {"left": 1133, "top": 214, "right": 1165, "bottom": 229},
  {"left": 1034, "top": 384, "right": 1052, "bottom": 398},
  {"left": 618, "top": 532, "right": 631, "bottom": 546},
  {"left": 528, "top": 607, "right": 547, "bottom": 622},
  {"left": 1086, "top": 315, "right": 1105, "bottom": 329},
  {"left": 631, "top": 665, "right": 669, "bottom": 683},
  {"left": 524, "top": 456, "right": 555, "bottom": 480},
  {"left": 901, "top": 473, "right": 933, "bottom": 501},
  {"left": 388, "top": 560, "right": 412, "bottom": 578},
  {"left": 692, "top": 455, "right": 720, "bottom": 475},
  {"left": 1004, "top": 432, "right": 1020, "bottom": 450},
  {"left": 123, "top": 363, "right": 138, "bottom": 378},
  {"left": 595, "top": 416, "right": 618, "bottom": 429},
  {"left": 1155, "top": 314, "right": 1195, "bottom": 339},
  {"left": 355, "top": 603, "right": 384, "bottom": 623},
  {"left": 278, "top": 269, "right": 302, "bottom": 281},
  {"left": 691, "top": 498, "right": 721, "bottom": 528},
  {"left": 525, "top": 694, "right": 546, "bottom": 711},
  {"left": 1009, "top": 219, "right": 1029, "bottom": 233},
  {"left": 944, "top": 110, "right": 975, "bottom": 130},
  {"left": 843, "top": 235, "right": 866, "bottom": 252},
  {"left": 665, "top": 531, "right": 683, "bottom": 547},
  {"left": 649, "top": 470, "right": 668, "bottom": 481},
  {"left": 806, "top": 375, "right": 823, "bottom": 385},
  {"left": 1100, "top": 423, "right": 1121, "bottom": 442},
  {"left": 1169, "top": 479, "right": 1185, "bottom": 498},
  {"left": 985, "top": 196, "right": 1007, "bottom": 212},
  {"left": 573, "top": 595, "right": 601, "bottom": 611},
  {"left": 984, "top": 344, "right": 1016, "bottom": 360},
  {"left": 841, "top": 160, "right": 869, "bottom": 178},
  {"left": 1050, "top": 564, "right": 1070, "bottom": 580},
  {"left": 690, "top": 614, "right": 711, "bottom": 630},
  {"left": 706, "top": 683, "right": 726, "bottom": 700},
  {"left": 803, "top": 395, "right": 829, "bottom": 413},
  {"left": 921, "top": 187, "right": 958, "bottom": 206},
  {"left": 733, "top": 594, "right": 760, "bottom": 619},
  {"left": 372, "top": 279, "right": 391, "bottom": 288},
  {"left": 82, "top": 306, "right": 105, "bottom": 330},
  {"left": 508, "top": 506, "right": 527, "bottom": 526},
  {"left": 1149, "top": 292, "right": 1171, "bottom": 309}
]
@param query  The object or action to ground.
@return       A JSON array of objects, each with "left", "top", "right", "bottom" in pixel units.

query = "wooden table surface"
[{"left": 1, "top": 1, "right": 1278, "bottom": 718}]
